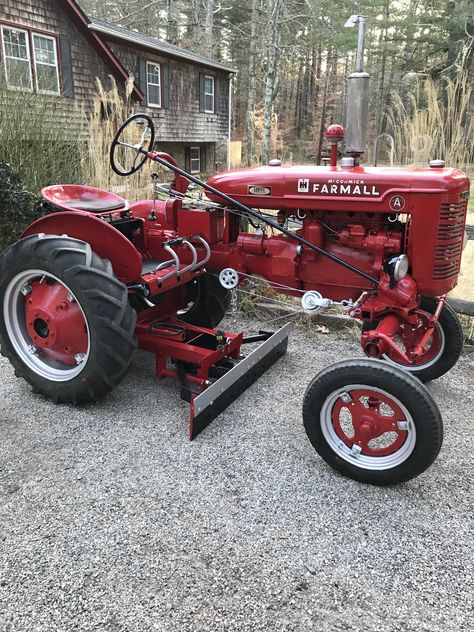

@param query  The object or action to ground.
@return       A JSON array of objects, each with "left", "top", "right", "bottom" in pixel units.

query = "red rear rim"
[
  {"left": 25, "top": 279, "right": 88, "bottom": 365},
  {"left": 4, "top": 269, "right": 90, "bottom": 382}
]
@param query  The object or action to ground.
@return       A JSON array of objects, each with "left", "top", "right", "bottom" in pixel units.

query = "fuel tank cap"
[
  {"left": 429, "top": 159, "right": 445, "bottom": 168},
  {"left": 269, "top": 159, "right": 282, "bottom": 166}
]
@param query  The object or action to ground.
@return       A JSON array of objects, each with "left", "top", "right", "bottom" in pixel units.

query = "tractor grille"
[
  {"left": 403, "top": 215, "right": 412, "bottom": 254},
  {"left": 433, "top": 200, "right": 467, "bottom": 280}
]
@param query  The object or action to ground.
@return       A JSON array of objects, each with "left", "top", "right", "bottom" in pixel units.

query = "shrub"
[{"left": 0, "top": 161, "right": 36, "bottom": 249}]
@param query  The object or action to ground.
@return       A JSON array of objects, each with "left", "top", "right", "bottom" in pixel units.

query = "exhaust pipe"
[{"left": 344, "top": 15, "right": 370, "bottom": 163}]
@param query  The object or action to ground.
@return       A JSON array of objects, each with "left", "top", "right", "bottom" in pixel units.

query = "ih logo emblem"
[
  {"left": 298, "top": 178, "right": 310, "bottom": 193},
  {"left": 389, "top": 195, "right": 406, "bottom": 211}
]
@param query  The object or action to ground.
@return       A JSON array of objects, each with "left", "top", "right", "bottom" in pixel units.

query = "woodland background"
[
  {"left": 1, "top": 0, "right": 473, "bottom": 260},
  {"left": 77, "top": 0, "right": 474, "bottom": 168}
]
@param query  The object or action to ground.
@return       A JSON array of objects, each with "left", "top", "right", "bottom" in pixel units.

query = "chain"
[{"left": 230, "top": 288, "right": 239, "bottom": 327}]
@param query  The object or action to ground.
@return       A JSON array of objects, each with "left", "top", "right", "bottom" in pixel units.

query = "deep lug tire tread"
[
  {"left": 0, "top": 234, "right": 137, "bottom": 404},
  {"left": 302, "top": 359, "right": 443, "bottom": 485},
  {"left": 180, "top": 272, "right": 231, "bottom": 328}
]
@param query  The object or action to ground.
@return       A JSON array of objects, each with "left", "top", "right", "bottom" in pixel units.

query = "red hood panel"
[{"left": 206, "top": 164, "right": 470, "bottom": 211}]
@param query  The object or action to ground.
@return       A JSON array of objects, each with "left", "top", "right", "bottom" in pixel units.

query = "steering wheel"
[{"left": 110, "top": 113, "right": 156, "bottom": 176}]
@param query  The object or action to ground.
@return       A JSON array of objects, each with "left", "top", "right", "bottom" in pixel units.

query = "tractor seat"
[
  {"left": 62, "top": 197, "right": 127, "bottom": 212},
  {"left": 41, "top": 184, "right": 129, "bottom": 213}
]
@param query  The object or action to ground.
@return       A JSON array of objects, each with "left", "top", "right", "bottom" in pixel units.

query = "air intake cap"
[
  {"left": 340, "top": 157, "right": 355, "bottom": 168},
  {"left": 429, "top": 159, "right": 445, "bottom": 168},
  {"left": 269, "top": 159, "right": 282, "bottom": 166}
]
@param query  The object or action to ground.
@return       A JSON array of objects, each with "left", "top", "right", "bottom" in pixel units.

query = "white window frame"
[
  {"left": 190, "top": 146, "right": 201, "bottom": 174},
  {"left": 32, "top": 32, "right": 60, "bottom": 95},
  {"left": 146, "top": 61, "right": 161, "bottom": 108},
  {"left": 1, "top": 25, "right": 33, "bottom": 91},
  {"left": 204, "top": 75, "right": 214, "bottom": 113}
]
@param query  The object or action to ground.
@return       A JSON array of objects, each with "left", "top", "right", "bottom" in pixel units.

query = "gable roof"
[
  {"left": 59, "top": 0, "right": 144, "bottom": 100},
  {"left": 88, "top": 18, "right": 237, "bottom": 74}
]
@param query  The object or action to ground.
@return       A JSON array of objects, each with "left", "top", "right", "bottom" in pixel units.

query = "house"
[{"left": 0, "top": 0, "right": 236, "bottom": 174}]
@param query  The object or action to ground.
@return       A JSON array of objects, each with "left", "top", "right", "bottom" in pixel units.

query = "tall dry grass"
[
  {"left": 385, "top": 53, "right": 474, "bottom": 168},
  {"left": 82, "top": 77, "right": 159, "bottom": 200},
  {"left": 0, "top": 77, "right": 83, "bottom": 193}
]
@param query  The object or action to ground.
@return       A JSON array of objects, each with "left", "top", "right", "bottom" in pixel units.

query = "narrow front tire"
[{"left": 303, "top": 359, "right": 443, "bottom": 485}]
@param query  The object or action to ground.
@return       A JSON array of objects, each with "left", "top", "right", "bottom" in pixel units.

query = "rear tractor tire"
[
  {"left": 303, "top": 359, "right": 443, "bottom": 485},
  {"left": 179, "top": 272, "right": 231, "bottom": 329},
  {"left": 362, "top": 296, "right": 464, "bottom": 382},
  {"left": 0, "top": 235, "right": 137, "bottom": 404}
]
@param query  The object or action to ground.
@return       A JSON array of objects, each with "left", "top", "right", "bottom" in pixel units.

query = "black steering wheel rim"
[{"left": 110, "top": 113, "right": 156, "bottom": 177}]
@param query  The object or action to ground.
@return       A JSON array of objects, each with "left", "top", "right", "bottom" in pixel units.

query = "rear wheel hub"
[
  {"left": 4, "top": 270, "right": 90, "bottom": 381},
  {"left": 24, "top": 280, "right": 88, "bottom": 365}
]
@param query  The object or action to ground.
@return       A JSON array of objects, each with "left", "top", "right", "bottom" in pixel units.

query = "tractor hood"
[{"left": 206, "top": 164, "right": 470, "bottom": 211}]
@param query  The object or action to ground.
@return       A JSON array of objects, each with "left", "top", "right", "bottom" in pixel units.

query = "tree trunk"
[
  {"left": 305, "top": 44, "right": 317, "bottom": 132},
  {"left": 316, "top": 48, "right": 332, "bottom": 164},
  {"left": 166, "top": 0, "right": 178, "bottom": 45},
  {"left": 202, "top": 0, "right": 214, "bottom": 58},
  {"left": 294, "top": 55, "right": 305, "bottom": 137},
  {"left": 375, "top": 0, "right": 390, "bottom": 134},
  {"left": 261, "top": 0, "right": 281, "bottom": 164},
  {"left": 246, "top": 0, "right": 260, "bottom": 166}
]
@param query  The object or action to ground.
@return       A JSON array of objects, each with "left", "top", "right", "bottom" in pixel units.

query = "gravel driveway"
[{"left": 0, "top": 318, "right": 472, "bottom": 632}]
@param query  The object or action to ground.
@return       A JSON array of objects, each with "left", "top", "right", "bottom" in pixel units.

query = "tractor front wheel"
[
  {"left": 303, "top": 359, "right": 443, "bottom": 485},
  {"left": 0, "top": 235, "right": 136, "bottom": 404},
  {"left": 362, "top": 296, "right": 464, "bottom": 382}
]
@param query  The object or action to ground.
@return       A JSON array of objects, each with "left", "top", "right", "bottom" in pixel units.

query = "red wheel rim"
[
  {"left": 384, "top": 310, "right": 444, "bottom": 368},
  {"left": 25, "top": 279, "right": 88, "bottom": 365},
  {"left": 331, "top": 388, "right": 409, "bottom": 457},
  {"left": 4, "top": 269, "right": 90, "bottom": 382}
]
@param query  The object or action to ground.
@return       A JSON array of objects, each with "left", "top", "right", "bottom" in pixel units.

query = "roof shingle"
[{"left": 88, "top": 18, "right": 237, "bottom": 74}]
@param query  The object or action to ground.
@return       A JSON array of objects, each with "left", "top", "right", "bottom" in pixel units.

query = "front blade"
[{"left": 189, "top": 323, "right": 291, "bottom": 439}]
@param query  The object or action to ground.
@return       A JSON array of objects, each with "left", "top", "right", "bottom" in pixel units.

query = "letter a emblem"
[{"left": 389, "top": 195, "right": 406, "bottom": 211}]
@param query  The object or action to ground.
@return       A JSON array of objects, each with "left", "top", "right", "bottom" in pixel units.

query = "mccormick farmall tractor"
[{"left": 0, "top": 16, "right": 469, "bottom": 484}]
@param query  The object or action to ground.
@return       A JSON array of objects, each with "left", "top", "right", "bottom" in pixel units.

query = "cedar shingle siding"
[
  {"left": 0, "top": 0, "right": 233, "bottom": 171},
  {"left": 109, "top": 41, "right": 229, "bottom": 144},
  {"left": 0, "top": 0, "right": 112, "bottom": 136}
]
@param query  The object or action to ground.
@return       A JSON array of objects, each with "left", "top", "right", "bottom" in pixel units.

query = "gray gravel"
[{"left": 0, "top": 318, "right": 473, "bottom": 632}]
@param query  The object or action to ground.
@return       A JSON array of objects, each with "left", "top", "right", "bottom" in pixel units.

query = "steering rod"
[{"left": 121, "top": 142, "right": 380, "bottom": 286}]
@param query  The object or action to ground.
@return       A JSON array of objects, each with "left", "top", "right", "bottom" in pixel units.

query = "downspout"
[{"left": 227, "top": 74, "right": 233, "bottom": 170}]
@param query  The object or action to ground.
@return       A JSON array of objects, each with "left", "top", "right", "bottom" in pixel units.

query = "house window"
[
  {"left": 190, "top": 147, "right": 201, "bottom": 173},
  {"left": 146, "top": 61, "right": 161, "bottom": 107},
  {"left": 1, "top": 25, "right": 60, "bottom": 94},
  {"left": 1, "top": 26, "right": 33, "bottom": 90},
  {"left": 204, "top": 75, "right": 214, "bottom": 113},
  {"left": 32, "top": 34, "right": 59, "bottom": 94}
]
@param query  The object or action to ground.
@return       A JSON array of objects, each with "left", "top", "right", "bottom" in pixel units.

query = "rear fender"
[{"left": 21, "top": 211, "right": 142, "bottom": 282}]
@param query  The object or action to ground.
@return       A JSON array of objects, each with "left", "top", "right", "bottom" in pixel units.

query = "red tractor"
[{"left": 0, "top": 18, "right": 469, "bottom": 485}]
